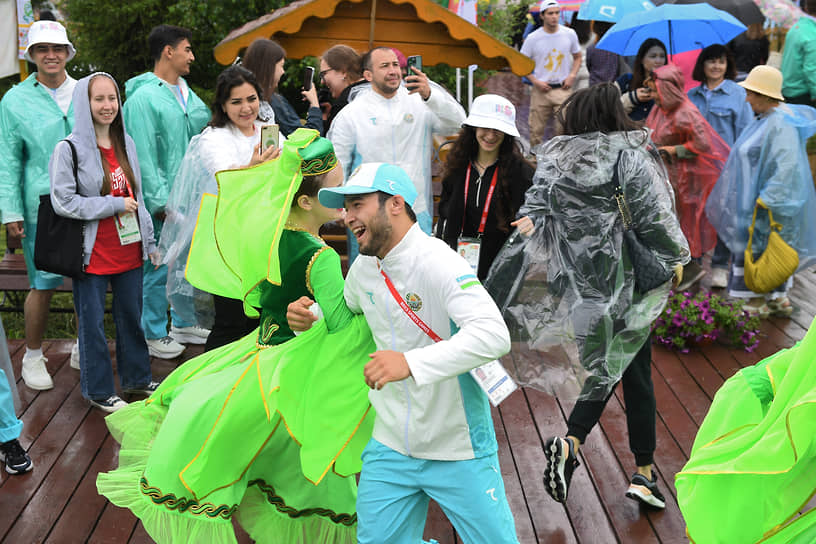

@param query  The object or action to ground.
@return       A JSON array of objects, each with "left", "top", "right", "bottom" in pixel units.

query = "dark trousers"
[
  {"left": 204, "top": 295, "right": 259, "bottom": 352},
  {"left": 784, "top": 93, "right": 815, "bottom": 107},
  {"left": 566, "top": 337, "right": 656, "bottom": 467}
]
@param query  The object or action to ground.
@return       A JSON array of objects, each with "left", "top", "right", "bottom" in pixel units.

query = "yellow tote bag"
[{"left": 743, "top": 198, "right": 799, "bottom": 293}]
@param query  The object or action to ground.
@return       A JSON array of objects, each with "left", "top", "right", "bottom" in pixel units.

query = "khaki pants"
[{"left": 529, "top": 86, "right": 572, "bottom": 149}]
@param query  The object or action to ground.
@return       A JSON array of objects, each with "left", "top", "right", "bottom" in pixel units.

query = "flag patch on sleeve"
[{"left": 456, "top": 274, "right": 480, "bottom": 290}]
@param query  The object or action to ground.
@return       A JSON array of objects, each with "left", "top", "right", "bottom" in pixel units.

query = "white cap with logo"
[
  {"left": 463, "top": 94, "right": 520, "bottom": 137},
  {"left": 25, "top": 20, "right": 76, "bottom": 62}
]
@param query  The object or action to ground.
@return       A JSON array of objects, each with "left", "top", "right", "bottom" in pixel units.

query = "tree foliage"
[{"left": 61, "top": 0, "right": 285, "bottom": 103}]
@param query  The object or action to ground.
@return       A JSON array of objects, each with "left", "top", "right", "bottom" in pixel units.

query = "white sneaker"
[
  {"left": 169, "top": 325, "right": 210, "bottom": 345},
  {"left": 146, "top": 336, "right": 186, "bottom": 359},
  {"left": 70, "top": 342, "right": 80, "bottom": 370},
  {"left": 710, "top": 268, "right": 728, "bottom": 289},
  {"left": 22, "top": 355, "right": 54, "bottom": 390}
]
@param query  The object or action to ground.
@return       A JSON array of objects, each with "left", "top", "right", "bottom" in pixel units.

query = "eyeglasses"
[
  {"left": 319, "top": 69, "right": 331, "bottom": 81},
  {"left": 32, "top": 44, "right": 68, "bottom": 55}
]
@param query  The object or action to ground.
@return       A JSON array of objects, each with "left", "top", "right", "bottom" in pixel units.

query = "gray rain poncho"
[{"left": 485, "top": 131, "right": 689, "bottom": 400}]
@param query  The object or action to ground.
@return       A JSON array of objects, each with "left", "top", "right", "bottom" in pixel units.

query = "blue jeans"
[{"left": 74, "top": 266, "right": 152, "bottom": 400}]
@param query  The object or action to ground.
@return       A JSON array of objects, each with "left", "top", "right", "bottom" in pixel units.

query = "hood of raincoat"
[
  {"left": 485, "top": 130, "right": 689, "bottom": 401},
  {"left": 70, "top": 73, "right": 126, "bottom": 152},
  {"left": 653, "top": 64, "right": 686, "bottom": 112}
]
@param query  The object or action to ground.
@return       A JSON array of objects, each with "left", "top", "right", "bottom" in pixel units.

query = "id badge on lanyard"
[
  {"left": 114, "top": 178, "right": 140, "bottom": 245},
  {"left": 457, "top": 236, "right": 481, "bottom": 274},
  {"left": 115, "top": 212, "right": 141, "bottom": 245},
  {"left": 457, "top": 164, "right": 498, "bottom": 275}
]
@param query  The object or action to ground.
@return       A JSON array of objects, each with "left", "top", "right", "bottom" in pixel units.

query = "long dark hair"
[
  {"left": 208, "top": 66, "right": 264, "bottom": 129},
  {"left": 632, "top": 38, "right": 667, "bottom": 89},
  {"left": 692, "top": 43, "right": 737, "bottom": 82},
  {"left": 443, "top": 125, "right": 529, "bottom": 233},
  {"left": 557, "top": 82, "right": 645, "bottom": 137},
  {"left": 242, "top": 39, "right": 286, "bottom": 97},
  {"left": 88, "top": 74, "right": 137, "bottom": 196}
]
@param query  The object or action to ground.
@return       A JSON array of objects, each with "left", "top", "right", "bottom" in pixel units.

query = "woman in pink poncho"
[{"left": 646, "top": 64, "right": 730, "bottom": 289}]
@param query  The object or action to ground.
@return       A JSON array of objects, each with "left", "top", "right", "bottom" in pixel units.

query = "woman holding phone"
[
  {"left": 159, "top": 66, "right": 280, "bottom": 351},
  {"left": 242, "top": 38, "right": 323, "bottom": 137}
]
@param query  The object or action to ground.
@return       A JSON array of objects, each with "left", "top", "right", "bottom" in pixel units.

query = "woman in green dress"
[{"left": 96, "top": 129, "right": 375, "bottom": 543}]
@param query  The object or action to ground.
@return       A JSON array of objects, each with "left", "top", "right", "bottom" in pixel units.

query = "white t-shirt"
[
  {"left": 521, "top": 25, "right": 581, "bottom": 84},
  {"left": 44, "top": 75, "right": 76, "bottom": 115}
]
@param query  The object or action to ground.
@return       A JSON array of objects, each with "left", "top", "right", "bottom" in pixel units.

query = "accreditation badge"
[
  {"left": 469, "top": 360, "right": 518, "bottom": 406},
  {"left": 457, "top": 236, "right": 481, "bottom": 274},
  {"left": 115, "top": 211, "right": 141, "bottom": 245}
]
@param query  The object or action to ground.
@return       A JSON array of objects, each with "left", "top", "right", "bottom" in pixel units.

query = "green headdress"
[
  {"left": 185, "top": 129, "right": 337, "bottom": 318},
  {"left": 300, "top": 136, "right": 337, "bottom": 176}
]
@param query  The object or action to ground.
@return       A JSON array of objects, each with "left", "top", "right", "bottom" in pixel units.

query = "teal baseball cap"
[{"left": 318, "top": 163, "right": 418, "bottom": 209}]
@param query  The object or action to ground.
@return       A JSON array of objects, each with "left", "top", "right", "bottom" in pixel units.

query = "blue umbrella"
[
  {"left": 577, "top": 0, "right": 655, "bottom": 23},
  {"left": 595, "top": 3, "right": 747, "bottom": 56}
]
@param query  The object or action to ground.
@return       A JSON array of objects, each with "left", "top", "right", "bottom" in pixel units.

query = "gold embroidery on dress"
[{"left": 305, "top": 246, "right": 331, "bottom": 296}]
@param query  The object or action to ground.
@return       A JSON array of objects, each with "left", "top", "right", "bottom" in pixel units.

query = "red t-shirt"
[{"left": 86, "top": 147, "right": 143, "bottom": 275}]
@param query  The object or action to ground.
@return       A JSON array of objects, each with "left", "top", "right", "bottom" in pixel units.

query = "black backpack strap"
[{"left": 62, "top": 139, "right": 79, "bottom": 193}]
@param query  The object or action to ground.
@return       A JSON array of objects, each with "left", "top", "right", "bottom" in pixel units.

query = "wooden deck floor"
[{"left": 2, "top": 269, "right": 815, "bottom": 544}]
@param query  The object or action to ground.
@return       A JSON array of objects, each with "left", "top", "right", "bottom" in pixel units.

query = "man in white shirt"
[
  {"left": 521, "top": 0, "right": 582, "bottom": 148},
  {"left": 328, "top": 47, "right": 465, "bottom": 241},
  {"left": 289, "top": 163, "right": 519, "bottom": 543},
  {"left": 0, "top": 21, "right": 78, "bottom": 390}
]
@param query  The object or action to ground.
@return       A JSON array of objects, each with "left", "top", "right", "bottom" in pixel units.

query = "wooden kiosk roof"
[{"left": 214, "top": 0, "right": 534, "bottom": 76}]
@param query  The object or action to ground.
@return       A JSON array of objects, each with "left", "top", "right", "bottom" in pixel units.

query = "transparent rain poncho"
[
  {"left": 485, "top": 131, "right": 689, "bottom": 401},
  {"left": 705, "top": 103, "right": 816, "bottom": 270},
  {"left": 158, "top": 123, "right": 264, "bottom": 327}
]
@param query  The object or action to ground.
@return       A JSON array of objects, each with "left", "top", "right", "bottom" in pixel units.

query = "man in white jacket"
[
  {"left": 327, "top": 47, "right": 465, "bottom": 238},
  {"left": 290, "top": 163, "right": 519, "bottom": 543}
]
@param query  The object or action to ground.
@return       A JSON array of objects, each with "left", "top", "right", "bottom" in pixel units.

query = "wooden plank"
[
  {"left": 651, "top": 349, "right": 711, "bottom": 426},
  {"left": 651, "top": 364, "right": 698, "bottom": 458},
  {"left": 524, "top": 388, "right": 611, "bottom": 543},
  {"left": 89, "top": 503, "right": 138, "bottom": 544},
  {"left": 0, "top": 364, "right": 88, "bottom": 537},
  {"left": 492, "top": 401, "right": 538, "bottom": 543},
  {"left": 598, "top": 391, "right": 690, "bottom": 543},
  {"left": 4, "top": 405, "right": 106, "bottom": 543},
  {"left": 46, "top": 435, "right": 120, "bottom": 543}
]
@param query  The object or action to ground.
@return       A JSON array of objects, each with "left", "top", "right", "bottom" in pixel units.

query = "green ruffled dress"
[
  {"left": 96, "top": 130, "right": 376, "bottom": 543},
  {"left": 676, "top": 317, "right": 816, "bottom": 543}
]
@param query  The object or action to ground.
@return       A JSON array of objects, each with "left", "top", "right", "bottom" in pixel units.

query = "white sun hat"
[
  {"left": 463, "top": 94, "right": 520, "bottom": 137},
  {"left": 25, "top": 20, "right": 76, "bottom": 62}
]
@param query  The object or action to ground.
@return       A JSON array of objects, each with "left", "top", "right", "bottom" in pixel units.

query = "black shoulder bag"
[
  {"left": 34, "top": 140, "right": 86, "bottom": 279},
  {"left": 612, "top": 150, "right": 673, "bottom": 293}
]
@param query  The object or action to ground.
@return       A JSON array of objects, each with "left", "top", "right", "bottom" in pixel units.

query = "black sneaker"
[
  {"left": 88, "top": 395, "right": 128, "bottom": 413},
  {"left": 0, "top": 439, "right": 33, "bottom": 474},
  {"left": 122, "top": 380, "right": 161, "bottom": 396},
  {"left": 626, "top": 471, "right": 666, "bottom": 509},
  {"left": 543, "top": 436, "right": 580, "bottom": 503}
]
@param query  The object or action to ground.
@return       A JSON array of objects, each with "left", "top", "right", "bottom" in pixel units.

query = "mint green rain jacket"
[
  {"left": 0, "top": 74, "right": 74, "bottom": 225},
  {"left": 123, "top": 72, "right": 210, "bottom": 217}
]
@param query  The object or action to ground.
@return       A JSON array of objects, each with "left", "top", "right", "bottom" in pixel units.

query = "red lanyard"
[
  {"left": 462, "top": 163, "right": 499, "bottom": 236},
  {"left": 379, "top": 266, "right": 442, "bottom": 343}
]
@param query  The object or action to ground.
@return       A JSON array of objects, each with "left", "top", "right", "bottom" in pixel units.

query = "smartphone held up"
[
  {"left": 261, "top": 124, "right": 280, "bottom": 153},
  {"left": 302, "top": 66, "right": 315, "bottom": 92}
]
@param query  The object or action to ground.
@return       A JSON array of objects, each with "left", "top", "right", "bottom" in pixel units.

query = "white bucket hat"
[
  {"left": 463, "top": 94, "right": 520, "bottom": 137},
  {"left": 25, "top": 20, "right": 76, "bottom": 62}
]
